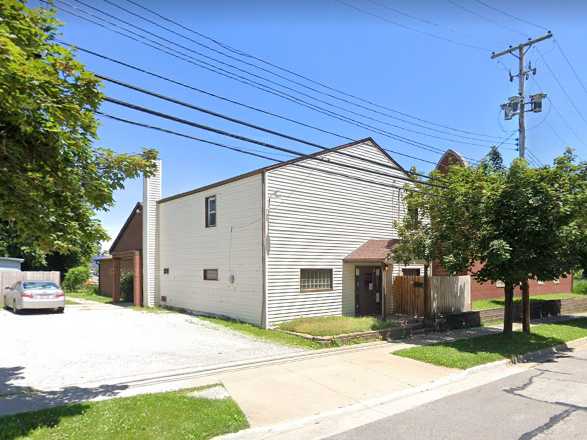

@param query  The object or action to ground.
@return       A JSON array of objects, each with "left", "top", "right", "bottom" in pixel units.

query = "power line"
[
  {"left": 535, "top": 47, "right": 587, "bottom": 128},
  {"left": 49, "top": 1, "right": 489, "bottom": 162},
  {"left": 119, "top": 0, "right": 506, "bottom": 141},
  {"left": 67, "top": 0, "right": 507, "bottom": 148},
  {"left": 473, "top": 0, "right": 549, "bottom": 32},
  {"left": 50, "top": 6, "right": 485, "bottom": 164},
  {"left": 472, "top": 2, "right": 587, "bottom": 138},
  {"left": 102, "top": 95, "right": 448, "bottom": 189},
  {"left": 447, "top": 0, "right": 524, "bottom": 37},
  {"left": 553, "top": 39, "right": 587, "bottom": 98},
  {"left": 97, "top": 73, "right": 437, "bottom": 181},
  {"left": 71, "top": 44, "right": 445, "bottom": 167},
  {"left": 97, "top": 111, "right": 440, "bottom": 196},
  {"left": 526, "top": 148, "right": 544, "bottom": 167},
  {"left": 64, "top": 0, "right": 512, "bottom": 147},
  {"left": 334, "top": 0, "right": 491, "bottom": 52},
  {"left": 99, "top": 0, "right": 504, "bottom": 145}
]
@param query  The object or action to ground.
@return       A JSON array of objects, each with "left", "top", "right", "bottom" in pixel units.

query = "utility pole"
[{"left": 491, "top": 32, "right": 552, "bottom": 159}]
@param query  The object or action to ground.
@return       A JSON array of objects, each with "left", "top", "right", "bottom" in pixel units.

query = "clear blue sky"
[{"left": 30, "top": 0, "right": 587, "bottom": 248}]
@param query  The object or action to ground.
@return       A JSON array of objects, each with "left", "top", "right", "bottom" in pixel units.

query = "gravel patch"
[{"left": 0, "top": 305, "right": 304, "bottom": 393}]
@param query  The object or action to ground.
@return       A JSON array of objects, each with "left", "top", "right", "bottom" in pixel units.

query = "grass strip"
[
  {"left": 66, "top": 290, "right": 113, "bottom": 304},
  {"left": 200, "top": 316, "right": 324, "bottom": 349},
  {"left": 277, "top": 316, "right": 396, "bottom": 337},
  {"left": 0, "top": 388, "right": 248, "bottom": 440},
  {"left": 472, "top": 292, "right": 585, "bottom": 311},
  {"left": 395, "top": 317, "right": 587, "bottom": 369}
]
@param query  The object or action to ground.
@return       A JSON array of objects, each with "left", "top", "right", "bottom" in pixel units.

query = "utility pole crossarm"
[
  {"left": 491, "top": 32, "right": 553, "bottom": 59},
  {"left": 491, "top": 32, "right": 553, "bottom": 159}
]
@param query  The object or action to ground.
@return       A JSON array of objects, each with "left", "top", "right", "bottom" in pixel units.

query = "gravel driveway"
[{"left": 0, "top": 303, "right": 302, "bottom": 396}]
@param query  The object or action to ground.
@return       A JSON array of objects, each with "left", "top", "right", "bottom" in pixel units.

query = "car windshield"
[{"left": 22, "top": 281, "right": 59, "bottom": 290}]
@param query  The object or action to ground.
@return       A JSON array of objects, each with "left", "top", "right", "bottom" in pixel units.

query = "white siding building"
[{"left": 152, "top": 138, "right": 421, "bottom": 328}]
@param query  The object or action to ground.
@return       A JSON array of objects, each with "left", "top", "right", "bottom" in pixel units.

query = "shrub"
[
  {"left": 120, "top": 272, "right": 134, "bottom": 301},
  {"left": 62, "top": 265, "right": 91, "bottom": 292},
  {"left": 573, "top": 279, "right": 587, "bottom": 295}
]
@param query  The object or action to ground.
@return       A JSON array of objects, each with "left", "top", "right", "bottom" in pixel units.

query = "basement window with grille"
[{"left": 300, "top": 269, "right": 333, "bottom": 293}]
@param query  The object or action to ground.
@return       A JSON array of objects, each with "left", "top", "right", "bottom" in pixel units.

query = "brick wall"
[
  {"left": 472, "top": 276, "right": 573, "bottom": 300},
  {"left": 99, "top": 258, "right": 114, "bottom": 297}
]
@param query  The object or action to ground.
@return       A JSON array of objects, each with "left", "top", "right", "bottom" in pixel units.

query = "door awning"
[{"left": 343, "top": 239, "right": 399, "bottom": 263}]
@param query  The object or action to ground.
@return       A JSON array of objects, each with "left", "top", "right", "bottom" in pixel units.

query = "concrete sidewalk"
[{"left": 219, "top": 344, "right": 455, "bottom": 426}]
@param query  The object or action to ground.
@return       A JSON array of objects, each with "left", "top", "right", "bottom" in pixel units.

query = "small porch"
[
  {"left": 97, "top": 202, "right": 144, "bottom": 306},
  {"left": 343, "top": 239, "right": 398, "bottom": 319},
  {"left": 344, "top": 239, "right": 469, "bottom": 319},
  {"left": 98, "top": 251, "right": 143, "bottom": 306}
]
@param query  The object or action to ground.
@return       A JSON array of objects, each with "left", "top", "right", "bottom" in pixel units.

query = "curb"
[
  {"left": 215, "top": 336, "right": 587, "bottom": 440},
  {"left": 57, "top": 340, "right": 391, "bottom": 391}
]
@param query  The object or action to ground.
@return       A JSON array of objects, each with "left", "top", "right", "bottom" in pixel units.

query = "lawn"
[
  {"left": 199, "top": 316, "right": 324, "bottom": 349},
  {"left": 395, "top": 317, "right": 587, "bottom": 369},
  {"left": 277, "top": 316, "right": 397, "bottom": 337},
  {"left": 66, "top": 289, "right": 113, "bottom": 304},
  {"left": 0, "top": 388, "right": 248, "bottom": 440},
  {"left": 472, "top": 292, "right": 585, "bottom": 311}
]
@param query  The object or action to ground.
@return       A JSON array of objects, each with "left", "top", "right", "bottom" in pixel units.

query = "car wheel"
[
  {"left": 56, "top": 307, "right": 64, "bottom": 314},
  {"left": 13, "top": 300, "right": 20, "bottom": 314}
]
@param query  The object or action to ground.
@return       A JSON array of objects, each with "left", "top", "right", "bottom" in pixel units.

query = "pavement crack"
[{"left": 518, "top": 408, "right": 576, "bottom": 440}]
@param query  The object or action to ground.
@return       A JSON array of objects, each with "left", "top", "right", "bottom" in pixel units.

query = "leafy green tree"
[
  {"left": 393, "top": 172, "right": 437, "bottom": 321},
  {"left": 0, "top": 1, "right": 157, "bottom": 263},
  {"left": 406, "top": 149, "right": 587, "bottom": 335}
]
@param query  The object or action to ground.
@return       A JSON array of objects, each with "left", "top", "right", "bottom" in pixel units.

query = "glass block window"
[{"left": 300, "top": 269, "right": 333, "bottom": 292}]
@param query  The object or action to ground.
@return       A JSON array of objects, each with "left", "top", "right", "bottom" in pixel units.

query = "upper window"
[
  {"left": 402, "top": 268, "right": 421, "bottom": 276},
  {"left": 300, "top": 269, "right": 333, "bottom": 292},
  {"left": 205, "top": 195, "right": 216, "bottom": 227},
  {"left": 203, "top": 269, "right": 219, "bottom": 281}
]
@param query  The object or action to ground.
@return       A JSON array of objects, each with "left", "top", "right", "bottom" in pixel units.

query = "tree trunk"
[
  {"left": 423, "top": 263, "right": 431, "bottom": 323},
  {"left": 503, "top": 282, "right": 514, "bottom": 336},
  {"left": 522, "top": 279, "right": 530, "bottom": 333}
]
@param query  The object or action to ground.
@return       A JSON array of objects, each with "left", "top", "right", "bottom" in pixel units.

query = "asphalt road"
[{"left": 328, "top": 348, "right": 587, "bottom": 440}]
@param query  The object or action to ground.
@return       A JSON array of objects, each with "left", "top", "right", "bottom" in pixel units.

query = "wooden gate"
[{"left": 392, "top": 275, "right": 425, "bottom": 316}]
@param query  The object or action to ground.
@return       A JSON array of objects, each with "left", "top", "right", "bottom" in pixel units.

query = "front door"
[{"left": 355, "top": 266, "right": 382, "bottom": 316}]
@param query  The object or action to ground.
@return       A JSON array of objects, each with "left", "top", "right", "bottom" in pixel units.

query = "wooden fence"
[
  {"left": 388, "top": 275, "right": 471, "bottom": 317},
  {"left": 431, "top": 276, "right": 471, "bottom": 314},
  {"left": 0, "top": 271, "right": 60, "bottom": 307},
  {"left": 391, "top": 276, "right": 425, "bottom": 316}
]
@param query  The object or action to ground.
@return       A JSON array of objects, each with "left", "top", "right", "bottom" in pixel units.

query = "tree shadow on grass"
[
  {"left": 443, "top": 332, "right": 569, "bottom": 359},
  {"left": 0, "top": 366, "right": 127, "bottom": 440}
]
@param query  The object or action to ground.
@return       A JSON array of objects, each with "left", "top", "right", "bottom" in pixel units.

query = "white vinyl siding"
[
  {"left": 158, "top": 174, "right": 264, "bottom": 325},
  {"left": 264, "top": 140, "right": 410, "bottom": 326},
  {"left": 143, "top": 160, "right": 161, "bottom": 307}
]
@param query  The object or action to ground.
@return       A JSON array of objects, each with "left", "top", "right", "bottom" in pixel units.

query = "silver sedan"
[{"left": 4, "top": 280, "right": 65, "bottom": 313}]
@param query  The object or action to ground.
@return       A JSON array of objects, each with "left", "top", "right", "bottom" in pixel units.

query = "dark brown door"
[{"left": 355, "top": 266, "right": 382, "bottom": 316}]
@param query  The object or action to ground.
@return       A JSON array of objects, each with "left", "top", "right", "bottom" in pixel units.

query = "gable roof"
[
  {"left": 109, "top": 202, "right": 142, "bottom": 254},
  {"left": 159, "top": 138, "right": 409, "bottom": 204}
]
